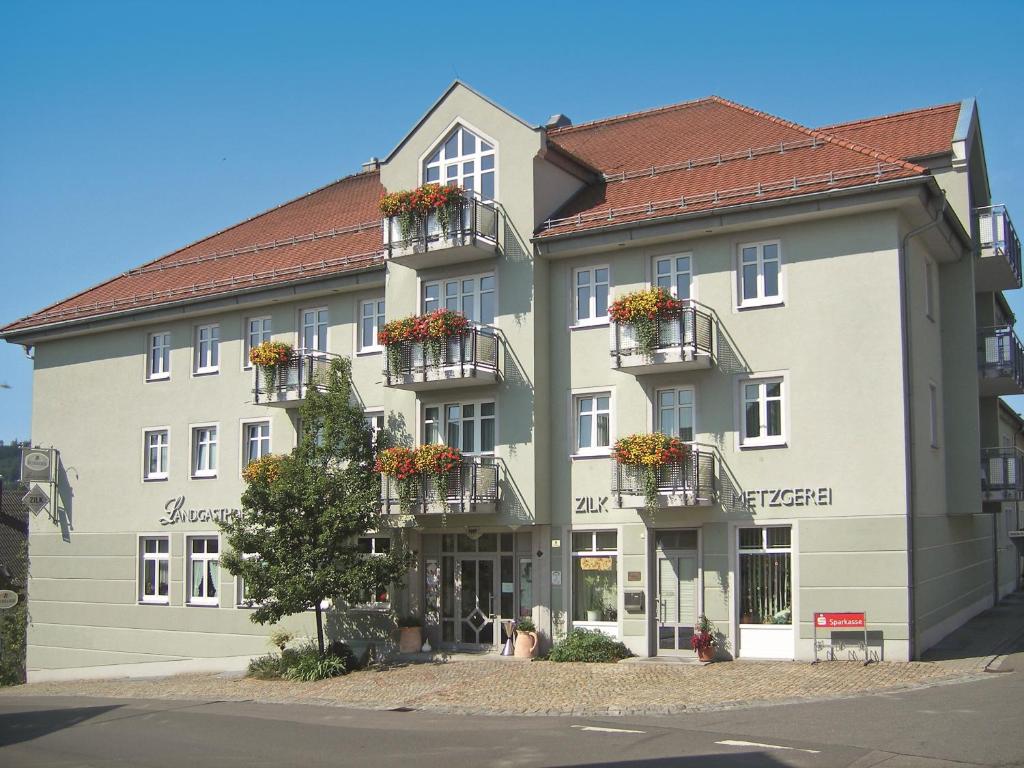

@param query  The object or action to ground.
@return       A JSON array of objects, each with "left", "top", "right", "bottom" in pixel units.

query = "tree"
[{"left": 220, "top": 357, "right": 412, "bottom": 654}]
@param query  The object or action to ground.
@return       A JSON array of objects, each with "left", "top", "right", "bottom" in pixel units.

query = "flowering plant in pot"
[
  {"left": 374, "top": 446, "right": 418, "bottom": 511},
  {"left": 414, "top": 443, "right": 462, "bottom": 502},
  {"left": 690, "top": 614, "right": 720, "bottom": 662},
  {"left": 378, "top": 309, "right": 470, "bottom": 372},
  {"left": 612, "top": 432, "right": 689, "bottom": 512},
  {"left": 379, "top": 184, "right": 465, "bottom": 242},
  {"left": 514, "top": 616, "right": 539, "bottom": 659},
  {"left": 608, "top": 287, "right": 684, "bottom": 357},
  {"left": 249, "top": 340, "right": 293, "bottom": 396}
]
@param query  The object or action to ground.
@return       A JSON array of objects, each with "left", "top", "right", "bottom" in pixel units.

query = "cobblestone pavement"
[{"left": 0, "top": 656, "right": 985, "bottom": 717}]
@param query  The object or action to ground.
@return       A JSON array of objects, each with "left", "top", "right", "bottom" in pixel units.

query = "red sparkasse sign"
[{"left": 814, "top": 612, "right": 865, "bottom": 629}]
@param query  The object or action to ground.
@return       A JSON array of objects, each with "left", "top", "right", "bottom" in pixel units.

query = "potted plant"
[
  {"left": 513, "top": 616, "right": 539, "bottom": 659},
  {"left": 248, "top": 340, "right": 293, "bottom": 397},
  {"left": 608, "top": 287, "right": 683, "bottom": 357},
  {"left": 612, "top": 432, "right": 690, "bottom": 512},
  {"left": 396, "top": 614, "right": 423, "bottom": 654},
  {"left": 691, "top": 614, "right": 720, "bottom": 662}
]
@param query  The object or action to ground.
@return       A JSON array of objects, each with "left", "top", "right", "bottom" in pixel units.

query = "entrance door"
[
  {"left": 656, "top": 550, "right": 699, "bottom": 654},
  {"left": 457, "top": 557, "right": 499, "bottom": 647}
]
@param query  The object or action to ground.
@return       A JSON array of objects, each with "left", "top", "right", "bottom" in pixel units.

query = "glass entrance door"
[
  {"left": 458, "top": 557, "right": 499, "bottom": 647},
  {"left": 655, "top": 535, "right": 699, "bottom": 654}
]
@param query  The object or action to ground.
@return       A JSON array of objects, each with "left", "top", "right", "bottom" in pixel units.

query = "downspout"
[{"left": 899, "top": 197, "right": 947, "bottom": 661}]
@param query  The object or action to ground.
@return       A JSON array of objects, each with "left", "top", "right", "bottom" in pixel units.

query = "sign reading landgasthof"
[{"left": 814, "top": 612, "right": 866, "bottom": 629}]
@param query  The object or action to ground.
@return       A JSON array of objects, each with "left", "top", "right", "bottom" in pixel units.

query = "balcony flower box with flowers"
[
  {"left": 611, "top": 433, "right": 715, "bottom": 511},
  {"left": 376, "top": 444, "right": 500, "bottom": 515},
  {"left": 379, "top": 309, "right": 500, "bottom": 391},
  {"left": 380, "top": 183, "right": 499, "bottom": 268},
  {"left": 609, "top": 287, "right": 714, "bottom": 374}
]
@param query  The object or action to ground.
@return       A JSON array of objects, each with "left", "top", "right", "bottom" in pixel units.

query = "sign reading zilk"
[
  {"left": 744, "top": 487, "right": 833, "bottom": 508},
  {"left": 160, "top": 496, "right": 240, "bottom": 526}
]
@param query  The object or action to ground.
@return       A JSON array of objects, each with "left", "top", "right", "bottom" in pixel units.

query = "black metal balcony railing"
[
  {"left": 978, "top": 204, "right": 1022, "bottom": 285},
  {"left": 981, "top": 447, "right": 1024, "bottom": 501},
  {"left": 610, "top": 304, "right": 713, "bottom": 363},
  {"left": 384, "top": 326, "right": 499, "bottom": 385},
  {"left": 381, "top": 459, "right": 499, "bottom": 514},
  {"left": 384, "top": 197, "right": 499, "bottom": 257},
  {"left": 611, "top": 449, "right": 716, "bottom": 505},
  {"left": 977, "top": 326, "right": 1024, "bottom": 389},
  {"left": 253, "top": 350, "right": 340, "bottom": 404}
]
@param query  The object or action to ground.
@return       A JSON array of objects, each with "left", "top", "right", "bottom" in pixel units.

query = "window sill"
[
  {"left": 193, "top": 369, "right": 220, "bottom": 377},
  {"left": 569, "top": 320, "right": 610, "bottom": 331},
  {"left": 143, "top": 476, "right": 169, "bottom": 483},
  {"left": 356, "top": 348, "right": 383, "bottom": 357},
  {"left": 738, "top": 623, "right": 793, "bottom": 629},
  {"left": 146, "top": 375, "right": 170, "bottom": 383},
  {"left": 739, "top": 441, "right": 787, "bottom": 451},
  {"left": 571, "top": 451, "right": 611, "bottom": 460},
  {"left": 191, "top": 473, "right": 218, "bottom": 480},
  {"left": 736, "top": 299, "right": 784, "bottom": 311},
  {"left": 186, "top": 602, "right": 220, "bottom": 608},
  {"left": 139, "top": 599, "right": 169, "bottom": 606}
]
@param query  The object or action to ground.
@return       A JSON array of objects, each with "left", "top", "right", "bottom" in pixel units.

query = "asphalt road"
[{"left": 2, "top": 652, "right": 1023, "bottom": 767}]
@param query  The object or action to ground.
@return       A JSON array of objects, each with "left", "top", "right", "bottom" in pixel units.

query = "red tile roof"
[
  {"left": 817, "top": 102, "right": 960, "bottom": 161},
  {"left": 3, "top": 171, "right": 385, "bottom": 334},
  {"left": 539, "top": 96, "right": 928, "bottom": 237}
]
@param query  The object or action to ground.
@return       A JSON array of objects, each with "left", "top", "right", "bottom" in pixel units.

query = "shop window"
[
  {"left": 738, "top": 526, "right": 792, "bottom": 625},
  {"left": 572, "top": 531, "right": 618, "bottom": 624}
]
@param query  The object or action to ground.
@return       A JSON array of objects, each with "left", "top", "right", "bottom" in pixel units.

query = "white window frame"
[
  {"left": 655, "top": 386, "right": 696, "bottom": 443},
  {"left": 364, "top": 410, "right": 385, "bottom": 452},
  {"left": 737, "top": 240, "right": 783, "bottom": 309},
  {"left": 572, "top": 265, "right": 611, "bottom": 327},
  {"left": 194, "top": 323, "right": 220, "bottom": 374},
  {"left": 143, "top": 427, "right": 170, "bottom": 481},
  {"left": 422, "top": 273, "right": 496, "bottom": 326},
  {"left": 358, "top": 298, "right": 386, "bottom": 354},
  {"left": 299, "top": 306, "right": 329, "bottom": 354},
  {"left": 736, "top": 525, "right": 794, "bottom": 627},
  {"left": 191, "top": 423, "right": 219, "bottom": 478},
  {"left": 421, "top": 121, "right": 497, "bottom": 202},
  {"left": 652, "top": 253, "right": 694, "bottom": 301},
  {"left": 422, "top": 400, "right": 496, "bottom": 458},
  {"left": 354, "top": 535, "right": 393, "bottom": 608},
  {"left": 147, "top": 331, "right": 171, "bottom": 381},
  {"left": 929, "top": 381, "right": 940, "bottom": 449},
  {"left": 186, "top": 534, "right": 220, "bottom": 607},
  {"left": 572, "top": 389, "right": 613, "bottom": 457},
  {"left": 738, "top": 373, "right": 787, "bottom": 449},
  {"left": 241, "top": 419, "right": 271, "bottom": 469},
  {"left": 570, "top": 528, "right": 620, "bottom": 629},
  {"left": 235, "top": 553, "right": 261, "bottom": 609},
  {"left": 244, "top": 316, "right": 272, "bottom": 369},
  {"left": 138, "top": 534, "right": 170, "bottom": 605}
]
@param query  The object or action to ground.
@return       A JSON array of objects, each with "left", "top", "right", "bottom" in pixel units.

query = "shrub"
[
  {"left": 284, "top": 647, "right": 349, "bottom": 682},
  {"left": 547, "top": 629, "right": 632, "bottom": 663},
  {"left": 247, "top": 641, "right": 356, "bottom": 681}
]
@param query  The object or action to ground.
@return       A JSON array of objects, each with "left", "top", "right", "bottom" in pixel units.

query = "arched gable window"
[{"left": 424, "top": 126, "right": 495, "bottom": 201}]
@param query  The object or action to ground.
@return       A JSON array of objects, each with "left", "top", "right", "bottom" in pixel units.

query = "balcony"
[
  {"left": 253, "top": 350, "right": 341, "bottom": 407},
  {"left": 612, "top": 449, "right": 716, "bottom": 509},
  {"left": 976, "top": 205, "right": 1022, "bottom": 291},
  {"left": 610, "top": 304, "right": 714, "bottom": 374},
  {"left": 384, "top": 197, "right": 499, "bottom": 269},
  {"left": 384, "top": 326, "right": 500, "bottom": 391},
  {"left": 380, "top": 459, "right": 500, "bottom": 515},
  {"left": 977, "top": 326, "right": 1024, "bottom": 397},
  {"left": 981, "top": 447, "right": 1024, "bottom": 503}
]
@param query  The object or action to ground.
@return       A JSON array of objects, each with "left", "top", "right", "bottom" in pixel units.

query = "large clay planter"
[
  {"left": 697, "top": 645, "right": 715, "bottom": 662},
  {"left": 514, "top": 631, "right": 538, "bottom": 659},
  {"left": 398, "top": 626, "right": 422, "bottom": 654}
]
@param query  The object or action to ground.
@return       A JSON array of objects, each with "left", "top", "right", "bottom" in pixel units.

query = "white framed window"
[
  {"left": 424, "top": 125, "right": 496, "bottom": 201},
  {"left": 924, "top": 259, "right": 936, "bottom": 321},
  {"left": 194, "top": 323, "right": 220, "bottom": 374},
  {"left": 653, "top": 254, "right": 693, "bottom": 300},
  {"left": 235, "top": 553, "right": 260, "bottom": 608},
  {"left": 738, "top": 526, "right": 792, "bottom": 625},
  {"left": 423, "top": 401, "right": 495, "bottom": 457},
  {"left": 423, "top": 274, "right": 495, "bottom": 325},
  {"left": 738, "top": 240, "right": 782, "bottom": 308},
  {"left": 573, "top": 266, "right": 610, "bottom": 326},
  {"left": 355, "top": 536, "right": 392, "bottom": 607},
  {"left": 929, "top": 382, "right": 939, "bottom": 448},
  {"left": 191, "top": 424, "right": 218, "bottom": 477},
  {"left": 139, "top": 536, "right": 170, "bottom": 604},
  {"left": 657, "top": 387, "right": 695, "bottom": 442},
  {"left": 571, "top": 530, "right": 619, "bottom": 624},
  {"left": 364, "top": 410, "right": 385, "bottom": 451},
  {"left": 147, "top": 331, "right": 171, "bottom": 380},
  {"left": 300, "top": 307, "right": 328, "bottom": 353},
  {"left": 186, "top": 535, "right": 219, "bottom": 606},
  {"left": 243, "top": 421, "right": 271, "bottom": 467},
  {"left": 359, "top": 299, "right": 385, "bottom": 352},
  {"left": 739, "top": 376, "right": 785, "bottom": 448},
  {"left": 143, "top": 429, "right": 170, "bottom": 481},
  {"left": 574, "top": 392, "right": 612, "bottom": 456},
  {"left": 244, "top": 316, "right": 272, "bottom": 368}
]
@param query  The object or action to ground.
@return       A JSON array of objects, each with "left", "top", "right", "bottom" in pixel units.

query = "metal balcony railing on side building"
[
  {"left": 977, "top": 204, "right": 1022, "bottom": 286},
  {"left": 977, "top": 326, "right": 1024, "bottom": 394},
  {"left": 980, "top": 446, "right": 1024, "bottom": 502}
]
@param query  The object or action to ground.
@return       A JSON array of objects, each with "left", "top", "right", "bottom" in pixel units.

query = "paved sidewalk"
[{"left": 4, "top": 592, "right": 1022, "bottom": 717}]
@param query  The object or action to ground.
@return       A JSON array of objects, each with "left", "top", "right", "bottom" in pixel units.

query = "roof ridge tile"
[
  {"left": 547, "top": 95, "right": 716, "bottom": 135},
  {"left": 818, "top": 102, "right": 961, "bottom": 132}
]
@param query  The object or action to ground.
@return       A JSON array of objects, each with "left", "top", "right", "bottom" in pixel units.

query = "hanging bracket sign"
[
  {"left": 22, "top": 484, "right": 50, "bottom": 516},
  {"left": 0, "top": 590, "right": 19, "bottom": 610}
]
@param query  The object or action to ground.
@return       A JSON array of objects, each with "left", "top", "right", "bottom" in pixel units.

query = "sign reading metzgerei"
[
  {"left": 159, "top": 496, "right": 240, "bottom": 526},
  {"left": 21, "top": 447, "right": 55, "bottom": 483},
  {"left": 744, "top": 487, "right": 833, "bottom": 508}
]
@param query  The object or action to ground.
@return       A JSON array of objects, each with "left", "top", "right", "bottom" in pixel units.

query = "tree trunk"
[{"left": 315, "top": 603, "right": 325, "bottom": 655}]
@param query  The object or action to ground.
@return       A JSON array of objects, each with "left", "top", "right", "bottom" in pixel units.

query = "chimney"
[
  {"left": 361, "top": 156, "right": 380, "bottom": 172},
  {"left": 545, "top": 114, "right": 572, "bottom": 129}
]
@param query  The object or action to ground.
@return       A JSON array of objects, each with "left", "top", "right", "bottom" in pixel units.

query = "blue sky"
[{"left": 1, "top": 0, "right": 1023, "bottom": 438}]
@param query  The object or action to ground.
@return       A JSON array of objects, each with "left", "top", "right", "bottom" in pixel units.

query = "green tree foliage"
[{"left": 220, "top": 358, "right": 412, "bottom": 654}]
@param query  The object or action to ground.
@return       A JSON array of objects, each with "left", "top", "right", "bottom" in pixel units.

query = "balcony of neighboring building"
[
  {"left": 380, "top": 458, "right": 500, "bottom": 515},
  {"left": 383, "top": 324, "right": 501, "bottom": 391},
  {"left": 978, "top": 326, "right": 1024, "bottom": 397},
  {"left": 981, "top": 446, "right": 1024, "bottom": 503},
  {"left": 609, "top": 296, "right": 714, "bottom": 375},
  {"left": 253, "top": 349, "right": 342, "bottom": 407},
  {"left": 976, "top": 205, "right": 1022, "bottom": 291},
  {"left": 611, "top": 447, "right": 716, "bottom": 510},
  {"left": 383, "top": 192, "right": 500, "bottom": 269}
]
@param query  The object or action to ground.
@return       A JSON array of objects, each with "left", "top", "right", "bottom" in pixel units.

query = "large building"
[{"left": 2, "top": 83, "right": 1022, "bottom": 673}]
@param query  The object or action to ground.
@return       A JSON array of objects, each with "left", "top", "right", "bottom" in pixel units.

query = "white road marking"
[
  {"left": 716, "top": 739, "right": 821, "bottom": 754},
  {"left": 571, "top": 725, "right": 647, "bottom": 734}
]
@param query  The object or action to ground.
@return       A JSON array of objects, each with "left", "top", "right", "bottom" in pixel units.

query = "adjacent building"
[{"left": 2, "top": 83, "right": 1021, "bottom": 673}]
